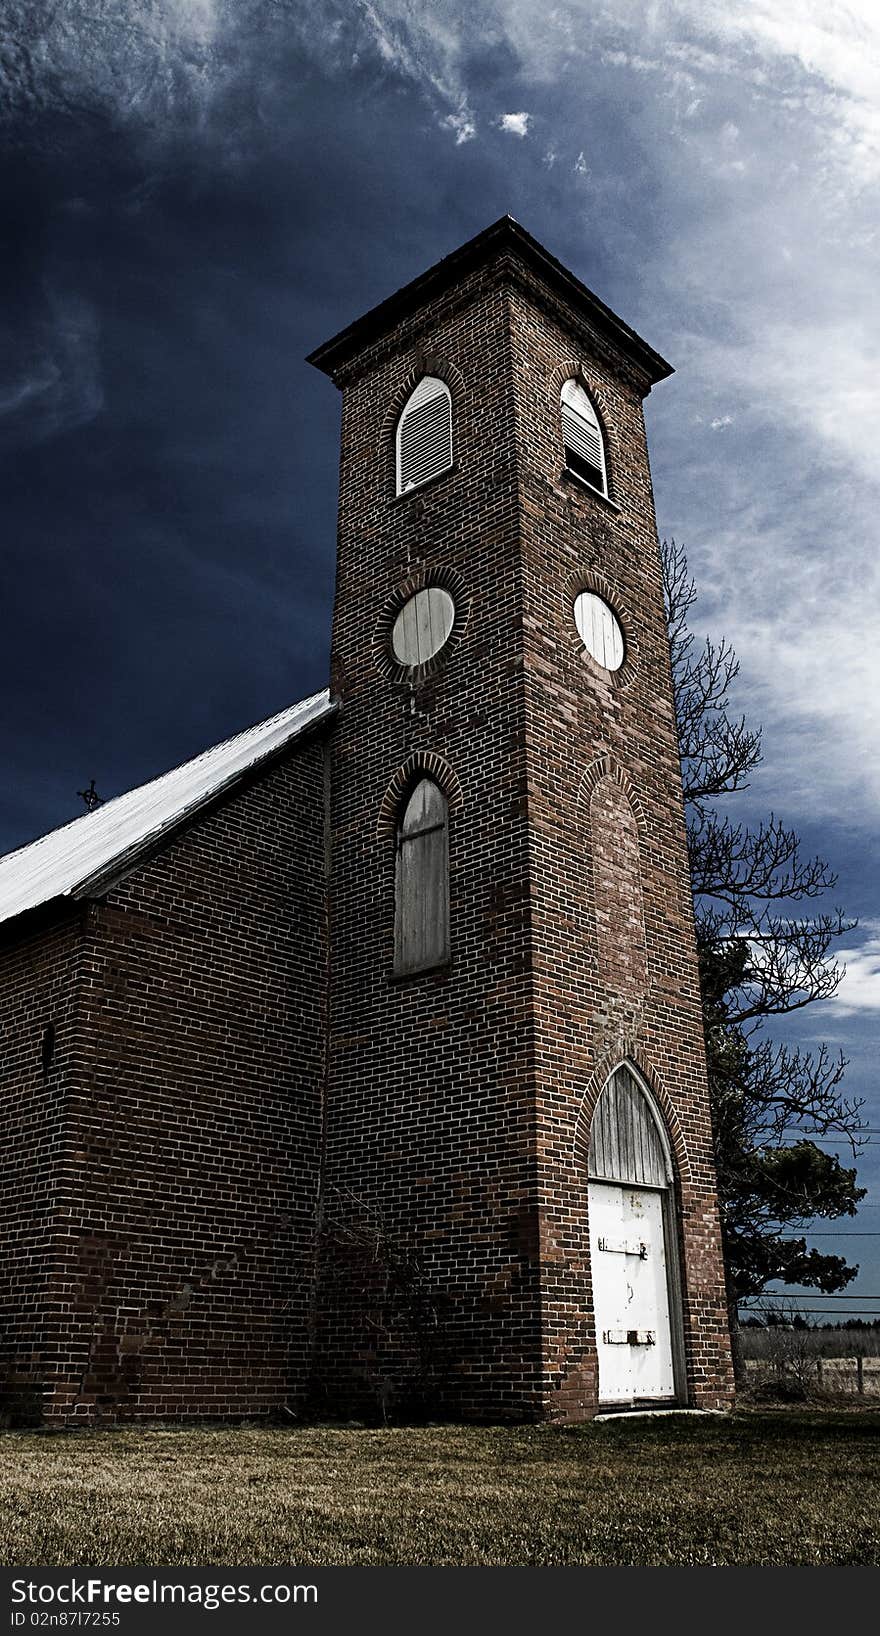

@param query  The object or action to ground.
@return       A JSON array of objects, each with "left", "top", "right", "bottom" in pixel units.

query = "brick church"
[{"left": 0, "top": 218, "right": 734, "bottom": 1424}]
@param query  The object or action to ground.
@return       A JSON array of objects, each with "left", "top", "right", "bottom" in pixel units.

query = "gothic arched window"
[
  {"left": 394, "top": 778, "right": 450, "bottom": 974},
  {"left": 561, "top": 379, "right": 608, "bottom": 496},
  {"left": 396, "top": 376, "right": 453, "bottom": 495}
]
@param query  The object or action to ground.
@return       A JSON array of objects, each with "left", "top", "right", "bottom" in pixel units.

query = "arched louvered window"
[
  {"left": 589, "top": 1064, "right": 671, "bottom": 1189},
  {"left": 561, "top": 379, "right": 608, "bottom": 496},
  {"left": 396, "top": 376, "right": 453, "bottom": 496},
  {"left": 394, "top": 778, "right": 450, "bottom": 974}
]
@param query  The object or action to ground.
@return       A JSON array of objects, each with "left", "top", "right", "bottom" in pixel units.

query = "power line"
[{"left": 791, "top": 1138, "right": 880, "bottom": 1146}]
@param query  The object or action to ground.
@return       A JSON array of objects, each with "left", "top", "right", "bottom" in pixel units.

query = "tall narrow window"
[
  {"left": 561, "top": 379, "right": 607, "bottom": 496},
  {"left": 396, "top": 376, "right": 453, "bottom": 495},
  {"left": 394, "top": 778, "right": 450, "bottom": 974}
]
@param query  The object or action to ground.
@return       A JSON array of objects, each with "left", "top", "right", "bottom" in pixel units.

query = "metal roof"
[{"left": 0, "top": 689, "right": 335, "bottom": 931}]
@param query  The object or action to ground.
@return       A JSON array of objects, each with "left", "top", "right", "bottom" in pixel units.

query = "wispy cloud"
[
  {"left": 2, "top": 0, "right": 877, "bottom": 834},
  {"left": 0, "top": 291, "right": 103, "bottom": 447},
  {"left": 1, "top": 0, "right": 225, "bottom": 137},
  {"left": 348, "top": 2, "right": 880, "bottom": 179},
  {"left": 442, "top": 109, "right": 476, "bottom": 144}
]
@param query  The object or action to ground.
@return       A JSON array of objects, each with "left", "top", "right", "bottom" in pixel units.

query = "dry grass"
[
  {"left": 1, "top": 1410, "right": 878, "bottom": 1567},
  {"left": 741, "top": 1327, "right": 880, "bottom": 1361}
]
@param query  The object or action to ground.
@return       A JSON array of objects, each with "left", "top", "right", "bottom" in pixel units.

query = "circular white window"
[
  {"left": 573, "top": 592, "right": 625, "bottom": 672},
  {"left": 391, "top": 587, "right": 456, "bottom": 668}
]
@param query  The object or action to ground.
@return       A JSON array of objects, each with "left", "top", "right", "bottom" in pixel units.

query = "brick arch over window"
[
  {"left": 546, "top": 359, "right": 614, "bottom": 493},
  {"left": 379, "top": 353, "right": 466, "bottom": 474},
  {"left": 575, "top": 756, "right": 648, "bottom": 832},
  {"left": 572, "top": 1048, "right": 693, "bottom": 1192},
  {"left": 563, "top": 570, "right": 640, "bottom": 690},
  {"left": 376, "top": 752, "right": 464, "bottom": 841}
]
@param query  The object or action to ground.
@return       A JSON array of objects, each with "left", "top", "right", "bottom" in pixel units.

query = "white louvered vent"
[
  {"left": 561, "top": 378, "right": 607, "bottom": 495},
  {"left": 396, "top": 376, "right": 453, "bottom": 495}
]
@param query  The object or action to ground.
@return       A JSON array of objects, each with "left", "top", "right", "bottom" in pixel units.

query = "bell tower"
[{"left": 308, "top": 217, "right": 734, "bottom": 1421}]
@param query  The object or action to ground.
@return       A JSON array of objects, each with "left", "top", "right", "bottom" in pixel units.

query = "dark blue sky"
[{"left": 1, "top": 1, "right": 878, "bottom": 1313}]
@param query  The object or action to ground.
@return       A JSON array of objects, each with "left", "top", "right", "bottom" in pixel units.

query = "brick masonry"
[
  {"left": 1, "top": 741, "right": 327, "bottom": 1421},
  {"left": 315, "top": 229, "right": 733, "bottom": 1419},
  {"left": 0, "top": 221, "right": 734, "bottom": 1423}
]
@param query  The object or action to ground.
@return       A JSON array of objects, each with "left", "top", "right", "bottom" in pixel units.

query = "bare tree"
[
  {"left": 663, "top": 541, "right": 866, "bottom": 1378},
  {"left": 319, "top": 1186, "right": 446, "bottom": 1421}
]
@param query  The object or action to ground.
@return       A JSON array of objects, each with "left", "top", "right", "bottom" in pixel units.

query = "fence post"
[{"left": 857, "top": 1354, "right": 864, "bottom": 1395}]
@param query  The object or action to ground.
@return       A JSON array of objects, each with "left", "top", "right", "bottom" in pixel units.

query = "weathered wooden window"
[
  {"left": 391, "top": 586, "right": 456, "bottom": 668},
  {"left": 574, "top": 591, "right": 624, "bottom": 671},
  {"left": 589, "top": 1064, "right": 670, "bottom": 1188},
  {"left": 396, "top": 376, "right": 453, "bottom": 495},
  {"left": 561, "top": 378, "right": 607, "bottom": 495},
  {"left": 394, "top": 778, "right": 450, "bottom": 974}
]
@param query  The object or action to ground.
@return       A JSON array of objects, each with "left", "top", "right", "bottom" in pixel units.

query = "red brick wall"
[
  {"left": 507, "top": 280, "right": 733, "bottom": 1415},
  {"left": 318, "top": 267, "right": 543, "bottom": 1420},
  {"left": 0, "top": 737, "right": 328, "bottom": 1423},
  {"left": 0, "top": 910, "right": 86, "bottom": 1422},
  {"left": 590, "top": 776, "right": 648, "bottom": 998}
]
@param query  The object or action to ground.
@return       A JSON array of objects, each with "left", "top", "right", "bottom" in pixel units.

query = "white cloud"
[
  {"left": 709, "top": 414, "right": 733, "bottom": 429},
  {"left": 499, "top": 111, "right": 531, "bottom": 137},
  {"left": 823, "top": 925, "right": 880, "bottom": 1015},
  {"left": 675, "top": 0, "right": 880, "bottom": 182}
]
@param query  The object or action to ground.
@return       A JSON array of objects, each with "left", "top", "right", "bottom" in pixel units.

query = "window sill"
[
  {"left": 391, "top": 958, "right": 452, "bottom": 984},
  {"left": 562, "top": 468, "right": 621, "bottom": 512},
  {"left": 392, "top": 462, "right": 456, "bottom": 505}
]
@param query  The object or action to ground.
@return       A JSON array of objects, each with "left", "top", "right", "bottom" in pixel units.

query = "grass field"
[
  {"left": 1, "top": 1410, "right": 877, "bottom": 1568},
  {"left": 741, "top": 1326, "right": 880, "bottom": 1361}
]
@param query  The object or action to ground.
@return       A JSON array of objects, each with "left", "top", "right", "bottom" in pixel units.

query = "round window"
[
  {"left": 573, "top": 592, "right": 625, "bottom": 672},
  {"left": 391, "top": 587, "right": 456, "bottom": 668}
]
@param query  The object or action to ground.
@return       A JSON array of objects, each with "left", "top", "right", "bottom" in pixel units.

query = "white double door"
[{"left": 588, "top": 1180, "right": 676, "bottom": 1404}]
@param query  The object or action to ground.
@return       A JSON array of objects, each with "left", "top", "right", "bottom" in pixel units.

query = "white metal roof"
[{"left": 0, "top": 688, "right": 335, "bottom": 930}]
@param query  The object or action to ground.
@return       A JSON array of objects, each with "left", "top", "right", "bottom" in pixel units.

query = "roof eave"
[
  {"left": 306, "top": 216, "right": 673, "bottom": 387},
  {"left": 0, "top": 696, "right": 339, "bottom": 937},
  {"left": 69, "top": 697, "right": 339, "bottom": 901}
]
